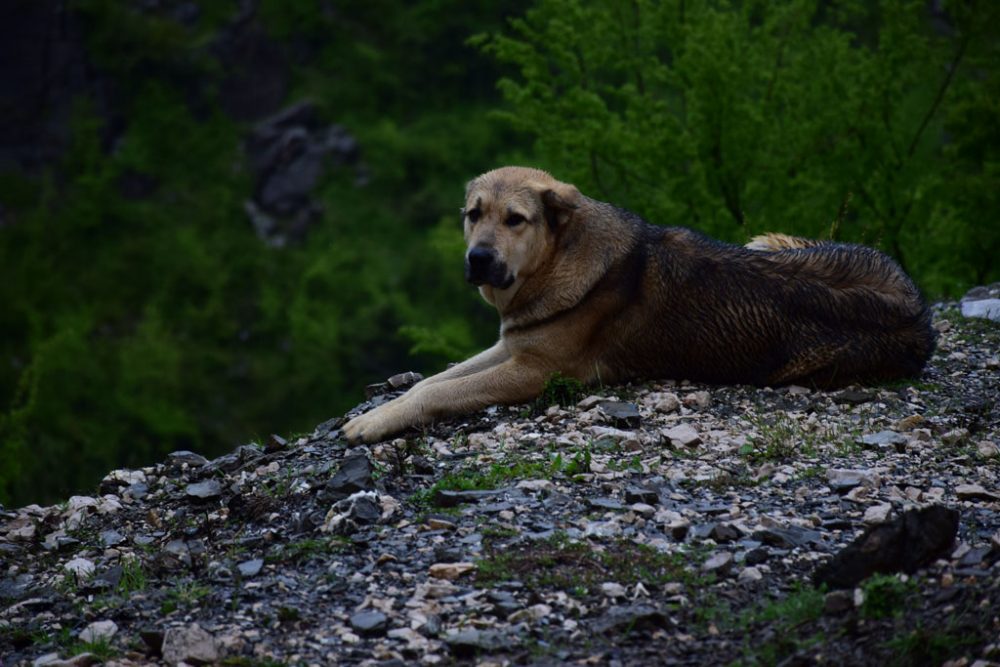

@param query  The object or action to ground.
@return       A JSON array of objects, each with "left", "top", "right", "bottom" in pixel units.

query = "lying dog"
[{"left": 343, "top": 167, "right": 935, "bottom": 443}]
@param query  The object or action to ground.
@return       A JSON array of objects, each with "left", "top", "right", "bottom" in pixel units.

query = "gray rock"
[
  {"left": 599, "top": 401, "right": 641, "bottom": 428},
  {"left": 827, "top": 468, "right": 880, "bottom": 493},
  {"left": 434, "top": 489, "right": 503, "bottom": 507},
  {"left": 955, "top": 483, "right": 1000, "bottom": 502},
  {"left": 591, "top": 604, "right": 669, "bottom": 633},
  {"left": 162, "top": 624, "right": 218, "bottom": 665},
  {"left": 859, "top": 430, "right": 908, "bottom": 451},
  {"left": 588, "top": 497, "right": 624, "bottom": 511},
  {"left": 961, "top": 298, "right": 1000, "bottom": 321},
  {"left": 834, "top": 389, "right": 874, "bottom": 405},
  {"left": 350, "top": 610, "right": 388, "bottom": 636},
  {"left": 663, "top": 424, "right": 701, "bottom": 448},
  {"left": 79, "top": 620, "right": 117, "bottom": 643},
  {"left": 350, "top": 495, "right": 381, "bottom": 524},
  {"left": 325, "top": 454, "right": 374, "bottom": 500},
  {"left": 624, "top": 485, "right": 659, "bottom": 505},
  {"left": 445, "top": 629, "right": 516, "bottom": 655},
  {"left": 702, "top": 551, "right": 734, "bottom": 575},
  {"left": 185, "top": 480, "right": 222, "bottom": 499},
  {"left": 813, "top": 505, "right": 960, "bottom": 589},
  {"left": 100, "top": 529, "right": 125, "bottom": 546},
  {"left": 168, "top": 451, "right": 209, "bottom": 467},
  {"left": 824, "top": 590, "right": 853, "bottom": 614},
  {"left": 237, "top": 558, "right": 263, "bottom": 577},
  {"left": 753, "top": 525, "right": 822, "bottom": 549}
]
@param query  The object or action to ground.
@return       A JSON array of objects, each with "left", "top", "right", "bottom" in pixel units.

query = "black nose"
[
  {"left": 465, "top": 246, "right": 496, "bottom": 284},
  {"left": 467, "top": 246, "right": 494, "bottom": 271}
]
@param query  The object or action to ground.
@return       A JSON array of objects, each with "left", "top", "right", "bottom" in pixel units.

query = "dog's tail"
[{"left": 745, "top": 233, "right": 825, "bottom": 252}]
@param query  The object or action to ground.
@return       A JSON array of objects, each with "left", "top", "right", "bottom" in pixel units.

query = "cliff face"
[{"left": 1, "top": 303, "right": 999, "bottom": 665}]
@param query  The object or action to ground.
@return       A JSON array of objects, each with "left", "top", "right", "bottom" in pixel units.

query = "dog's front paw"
[
  {"left": 342, "top": 402, "right": 411, "bottom": 443},
  {"left": 341, "top": 411, "right": 380, "bottom": 443}
]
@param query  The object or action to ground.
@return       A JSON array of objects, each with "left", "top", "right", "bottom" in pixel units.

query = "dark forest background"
[{"left": 1, "top": 0, "right": 997, "bottom": 506}]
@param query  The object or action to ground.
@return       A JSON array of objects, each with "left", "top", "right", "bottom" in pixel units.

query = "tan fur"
[
  {"left": 342, "top": 167, "right": 934, "bottom": 443},
  {"left": 745, "top": 232, "right": 824, "bottom": 251}
]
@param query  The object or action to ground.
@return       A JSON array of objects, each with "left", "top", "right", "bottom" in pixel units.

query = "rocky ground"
[{"left": 2, "top": 302, "right": 999, "bottom": 667}]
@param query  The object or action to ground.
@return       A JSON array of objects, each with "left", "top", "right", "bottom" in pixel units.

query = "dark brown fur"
[{"left": 343, "top": 167, "right": 935, "bottom": 443}]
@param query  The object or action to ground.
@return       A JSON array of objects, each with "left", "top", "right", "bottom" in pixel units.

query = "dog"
[{"left": 342, "top": 167, "right": 935, "bottom": 443}]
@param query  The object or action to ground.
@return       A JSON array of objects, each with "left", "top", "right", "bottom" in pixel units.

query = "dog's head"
[{"left": 462, "top": 167, "right": 580, "bottom": 296}]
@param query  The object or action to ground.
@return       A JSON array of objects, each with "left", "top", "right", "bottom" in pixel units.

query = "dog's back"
[{"left": 593, "top": 218, "right": 935, "bottom": 388}]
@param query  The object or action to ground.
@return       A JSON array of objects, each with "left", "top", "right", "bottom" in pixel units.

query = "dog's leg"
[
  {"left": 342, "top": 342, "right": 510, "bottom": 442},
  {"left": 410, "top": 341, "right": 510, "bottom": 388},
  {"left": 342, "top": 356, "right": 547, "bottom": 443}
]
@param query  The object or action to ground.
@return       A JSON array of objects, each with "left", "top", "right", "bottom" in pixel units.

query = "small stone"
[
  {"left": 576, "top": 395, "right": 606, "bottom": 410},
  {"left": 517, "top": 479, "right": 554, "bottom": 492},
  {"left": 508, "top": 603, "right": 552, "bottom": 623},
  {"left": 350, "top": 610, "right": 389, "bottom": 636},
  {"left": 599, "top": 401, "right": 641, "bottom": 428},
  {"left": 429, "top": 562, "right": 475, "bottom": 580},
  {"left": 601, "top": 582, "right": 627, "bottom": 598},
  {"left": 752, "top": 525, "right": 822, "bottom": 548},
  {"left": 654, "top": 394, "right": 681, "bottom": 413},
  {"left": 79, "top": 620, "right": 118, "bottom": 643},
  {"left": 588, "top": 497, "right": 624, "bottom": 511},
  {"left": 624, "top": 485, "right": 659, "bottom": 505},
  {"left": 896, "top": 415, "right": 924, "bottom": 431},
  {"left": 683, "top": 391, "right": 711, "bottom": 409},
  {"left": 445, "top": 629, "right": 516, "bottom": 655},
  {"left": 834, "top": 389, "right": 874, "bottom": 405},
  {"left": 859, "top": 430, "right": 908, "bottom": 451},
  {"left": 100, "top": 530, "right": 125, "bottom": 547},
  {"left": 827, "top": 468, "right": 880, "bottom": 493},
  {"left": 433, "top": 489, "right": 502, "bottom": 507},
  {"left": 426, "top": 517, "right": 456, "bottom": 531},
  {"left": 942, "top": 428, "right": 970, "bottom": 445},
  {"left": 64, "top": 557, "right": 96, "bottom": 578},
  {"left": 162, "top": 624, "right": 218, "bottom": 665},
  {"left": 977, "top": 441, "right": 1000, "bottom": 458},
  {"left": 710, "top": 523, "right": 742, "bottom": 543},
  {"left": 325, "top": 454, "right": 374, "bottom": 499},
  {"left": 738, "top": 566, "right": 762, "bottom": 583},
  {"left": 864, "top": 504, "right": 893, "bottom": 525},
  {"left": 388, "top": 371, "right": 423, "bottom": 389},
  {"left": 265, "top": 433, "right": 288, "bottom": 452},
  {"left": 185, "top": 480, "right": 222, "bottom": 499},
  {"left": 591, "top": 604, "right": 668, "bottom": 634},
  {"left": 168, "top": 451, "right": 209, "bottom": 467},
  {"left": 702, "top": 551, "right": 734, "bottom": 575},
  {"left": 955, "top": 484, "right": 1000, "bottom": 502},
  {"left": 237, "top": 559, "right": 263, "bottom": 577},
  {"left": 663, "top": 424, "right": 701, "bottom": 448},
  {"left": 824, "top": 590, "right": 853, "bottom": 614}
]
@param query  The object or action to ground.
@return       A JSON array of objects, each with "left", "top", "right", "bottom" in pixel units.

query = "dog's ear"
[{"left": 531, "top": 181, "right": 580, "bottom": 230}]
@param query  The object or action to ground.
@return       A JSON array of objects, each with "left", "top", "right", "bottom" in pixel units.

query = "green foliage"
[
  {"left": 883, "top": 622, "right": 980, "bottom": 667},
  {"left": 0, "top": 1, "right": 525, "bottom": 506},
  {"left": 537, "top": 371, "right": 586, "bottom": 409},
  {"left": 860, "top": 573, "right": 916, "bottom": 619},
  {"left": 737, "top": 583, "right": 827, "bottom": 665},
  {"left": 479, "top": 0, "right": 1000, "bottom": 296},
  {"left": 739, "top": 413, "right": 817, "bottom": 463},
  {"left": 476, "top": 533, "right": 698, "bottom": 594}
]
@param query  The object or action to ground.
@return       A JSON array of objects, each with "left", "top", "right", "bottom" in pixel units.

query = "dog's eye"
[
  {"left": 505, "top": 214, "right": 526, "bottom": 227},
  {"left": 466, "top": 208, "right": 481, "bottom": 224}
]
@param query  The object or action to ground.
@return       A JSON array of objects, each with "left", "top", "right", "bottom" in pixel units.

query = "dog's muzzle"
[{"left": 465, "top": 246, "right": 514, "bottom": 289}]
